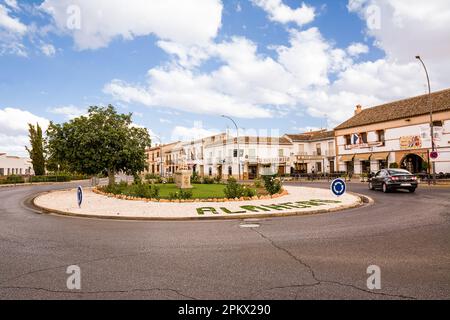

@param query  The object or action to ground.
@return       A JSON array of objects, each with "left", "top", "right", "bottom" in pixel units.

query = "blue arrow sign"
[
  {"left": 77, "top": 186, "right": 83, "bottom": 208},
  {"left": 331, "top": 179, "right": 346, "bottom": 197}
]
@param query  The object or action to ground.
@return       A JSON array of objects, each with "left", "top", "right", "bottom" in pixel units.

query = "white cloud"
[
  {"left": 41, "top": 43, "right": 56, "bottom": 57},
  {"left": 347, "top": 42, "right": 369, "bottom": 57},
  {"left": 170, "top": 123, "right": 219, "bottom": 142},
  {"left": 0, "top": 4, "right": 26, "bottom": 34},
  {"left": 48, "top": 105, "right": 86, "bottom": 119},
  {"left": 252, "top": 0, "right": 315, "bottom": 26},
  {"left": 0, "top": 108, "right": 50, "bottom": 157},
  {"left": 348, "top": 0, "right": 450, "bottom": 63},
  {"left": 4, "top": 0, "right": 19, "bottom": 11},
  {"left": 40, "top": 0, "right": 223, "bottom": 50},
  {"left": 104, "top": 2, "right": 450, "bottom": 128},
  {"left": 0, "top": 4, "right": 28, "bottom": 56},
  {"left": 159, "top": 118, "right": 171, "bottom": 124}
]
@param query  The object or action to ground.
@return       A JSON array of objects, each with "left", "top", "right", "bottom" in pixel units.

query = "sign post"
[
  {"left": 77, "top": 186, "right": 83, "bottom": 208},
  {"left": 331, "top": 178, "right": 346, "bottom": 197}
]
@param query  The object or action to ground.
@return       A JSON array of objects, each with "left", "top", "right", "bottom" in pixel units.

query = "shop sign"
[{"left": 400, "top": 136, "right": 422, "bottom": 150}]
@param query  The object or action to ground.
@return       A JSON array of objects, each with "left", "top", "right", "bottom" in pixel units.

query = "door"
[
  {"left": 217, "top": 165, "right": 222, "bottom": 179},
  {"left": 248, "top": 165, "right": 257, "bottom": 180},
  {"left": 373, "top": 171, "right": 383, "bottom": 188}
]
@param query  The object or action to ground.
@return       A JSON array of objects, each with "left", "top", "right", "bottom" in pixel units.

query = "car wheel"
[
  {"left": 369, "top": 182, "right": 375, "bottom": 190},
  {"left": 382, "top": 183, "right": 390, "bottom": 193},
  {"left": 409, "top": 188, "right": 416, "bottom": 193}
]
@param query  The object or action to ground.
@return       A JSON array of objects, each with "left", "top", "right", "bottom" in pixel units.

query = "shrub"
[
  {"left": 166, "top": 176, "right": 175, "bottom": 184},
  {"left": 202, "top": 176, "right": 215, "bottom": 184},
  {"left": 1, "top": 175, "right": 25, "bottom": 184},
  {"left": 253, "top": 179, "right": 263, "bottom": 188},
  {"left": 224, "top": 177, "right": 241, "bottom": 198},
  {"left": 242, "top": 185, "right": 256, "bottom": 198},
  {"left": 191, "top": 172, "right": 201, "bottom": 184},
  {"left": 169, "top": 189, "right": 193, "bottom": 200},
  {"left": 262, "top": 175, "right": 282, "bottom": 195},
  {"left": 128, "top": 183, "right": 160, "bottom": 198},
  {"left": 213, "top": 175, "right": 222, "bottom": 184},
  {"left": 145, "top": 173, "right": 158, "bottom": 181},
  {"left": 102, "top": 181, "right": 129, "bottom": 194},
  {"left": 29, "top": 175, "right": 71, "bottom": 183}
]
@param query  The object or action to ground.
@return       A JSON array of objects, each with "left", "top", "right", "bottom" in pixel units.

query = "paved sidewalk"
[{"left": 33, "top": 186, "right": 364, "bottom": 221}]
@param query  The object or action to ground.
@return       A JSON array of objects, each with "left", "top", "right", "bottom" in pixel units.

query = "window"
[
  {"left": 377, "top": 130, "right": 385, "bottom": 143},
  {"left": 209, "top": 167, "right": 212, "bottom": 176},
  {"left": 233, "top": 149, "right": 238, "bottom": 158},
  {"left": 316, "top": 144, "right": 322, "bottom": 156},
  {"left": 345, "top": 135, "right": 351, "bottom": 145},
  {"left": 316, "top": 162, "right": 322, "bottom": 173},
  {"left": 278, "top": 149, "right": 284, "bottom": 157},
  {"left": 228, "top": 166, "right": 233, "bottom": 176},
  {"left": 360, "top": 133, "right": 368, "bottom": 143}
]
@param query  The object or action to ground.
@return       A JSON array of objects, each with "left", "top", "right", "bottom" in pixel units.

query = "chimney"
[{"left": 355, "top": 105, "right": 363, "bottom": 115}]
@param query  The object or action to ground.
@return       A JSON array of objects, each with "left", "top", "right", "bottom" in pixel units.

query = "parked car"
[{"left": 368, "top": 169, "right": 418, "bottom": 193}]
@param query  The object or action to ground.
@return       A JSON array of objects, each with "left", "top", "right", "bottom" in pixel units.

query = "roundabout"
[
  {"left": 32, "top": 185, "right": 365, "bottom": 220},
  {"left": 0, "top": 180, "right": 449, "bottom": 300}
]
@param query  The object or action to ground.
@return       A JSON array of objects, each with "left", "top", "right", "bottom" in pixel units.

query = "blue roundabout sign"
[
  {"left": 77, "top": 186, "right": 83, "bottom": 208},
  {"left": 331, "top": 179, "right": 346, "bottom": 197}
]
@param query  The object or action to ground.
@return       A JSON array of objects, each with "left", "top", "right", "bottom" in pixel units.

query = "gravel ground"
[{"left": 33, "top": 186, "right": 361, "bottom": 219}]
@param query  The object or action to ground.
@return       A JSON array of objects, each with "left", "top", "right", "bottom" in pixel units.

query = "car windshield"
[{"left": 388, "top": 169, "right": 412, "bottom": 176}]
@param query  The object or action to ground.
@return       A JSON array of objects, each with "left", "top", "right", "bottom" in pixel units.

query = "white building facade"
[
  {"left": 335, "top": 89, "right": 450, "bottom": 175},
  {"left": 284, "top": 131, "right": 336, "bottom": 174},
  {"left": 0, "top": 153, "right": 34, "bottom": 176}
]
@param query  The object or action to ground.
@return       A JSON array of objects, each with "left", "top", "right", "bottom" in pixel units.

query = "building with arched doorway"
[{"left": 335, "top": 88, "right": 450, "bottom": 175}]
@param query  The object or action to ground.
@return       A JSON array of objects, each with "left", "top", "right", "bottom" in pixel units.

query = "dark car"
[{"left": 369, "top": 169, "right": 418, "bottom": 193}]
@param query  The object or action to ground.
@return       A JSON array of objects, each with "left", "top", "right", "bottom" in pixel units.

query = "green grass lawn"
[{"left": 156, "top": 183, "right": 227, "bottom": 199}]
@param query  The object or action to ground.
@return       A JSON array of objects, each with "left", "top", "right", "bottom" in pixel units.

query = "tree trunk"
[{"left": 108, "top": 169, "right": 115, "bottom": 186}]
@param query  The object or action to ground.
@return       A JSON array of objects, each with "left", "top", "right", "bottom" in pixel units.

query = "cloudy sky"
[{"left": 1, "top": 0, "right": 449, "bottom": 156}]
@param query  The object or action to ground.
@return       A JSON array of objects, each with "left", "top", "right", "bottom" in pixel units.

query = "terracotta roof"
[
  {"left": 335, "top": 88, "right": 450, "bottom": 130},
  {"left": 285, "top": 130, "right": 334, "bottom": 142}
]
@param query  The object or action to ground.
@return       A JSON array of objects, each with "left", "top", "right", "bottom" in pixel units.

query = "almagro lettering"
[{"left": 196, "top": 199, "right": 342, "bottom": 215}]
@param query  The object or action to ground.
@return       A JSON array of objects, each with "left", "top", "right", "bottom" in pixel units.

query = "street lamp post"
[
  {"left": 415, "top": 56, "right": 436, "bottom": 184},
  {"left": 152, "top": 135, "right": 164, "bottom": 177},
  {"left": 221, "top": 115, "right": 241, "bottom": 181}
]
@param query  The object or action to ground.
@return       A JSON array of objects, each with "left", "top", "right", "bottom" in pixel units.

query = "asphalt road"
[{"left": 0, "top": 181, "right": 449, "bottom": 300}]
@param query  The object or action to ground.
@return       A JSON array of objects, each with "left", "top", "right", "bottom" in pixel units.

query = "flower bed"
[{"left": 93, "top": 184, "right": 288, "bottom": 203}]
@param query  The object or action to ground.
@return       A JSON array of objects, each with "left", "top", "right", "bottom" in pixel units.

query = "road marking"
[{"left": 240, "top": 223, "right": 260, "bottom": 228}]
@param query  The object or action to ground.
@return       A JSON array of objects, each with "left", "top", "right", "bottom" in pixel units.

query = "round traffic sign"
[
  {"left": 77, "top": 186, "right": 83, "bottom": 208},
  {"left": 331, "top": 179, "right": 346, "bottom": 197},
  {"left": 430, "top": 151, "right": 439, "bottom": 160}
]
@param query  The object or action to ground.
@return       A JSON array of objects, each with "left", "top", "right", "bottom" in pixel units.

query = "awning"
[
  {"left": 354, "top": 153, "right": 372, "bottom": 161},
  {"left": 371, "top": 152, "right": 390, "bottom": 160},
  {"left": 340, "top": 154, "right": 355, "bottom": 162}
]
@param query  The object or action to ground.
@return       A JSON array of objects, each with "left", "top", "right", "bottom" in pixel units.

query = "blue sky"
[{"left": 1, "top": 0, "right": 449, "bottom": 156}]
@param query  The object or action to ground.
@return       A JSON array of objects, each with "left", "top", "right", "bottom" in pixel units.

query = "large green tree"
[
  {"left": 46, "top": 105, "right": 151, "bottom": 185},
  {"left": 26, "top": 123, "right": 46, "bottom": 176}
]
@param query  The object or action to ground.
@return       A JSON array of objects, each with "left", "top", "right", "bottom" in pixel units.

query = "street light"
[
  {"left": 415, "top": 56, "right": 436, "bottom": 183},
  {"left": 221, "top": 115, "right": 241, "bottom": 180}
]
